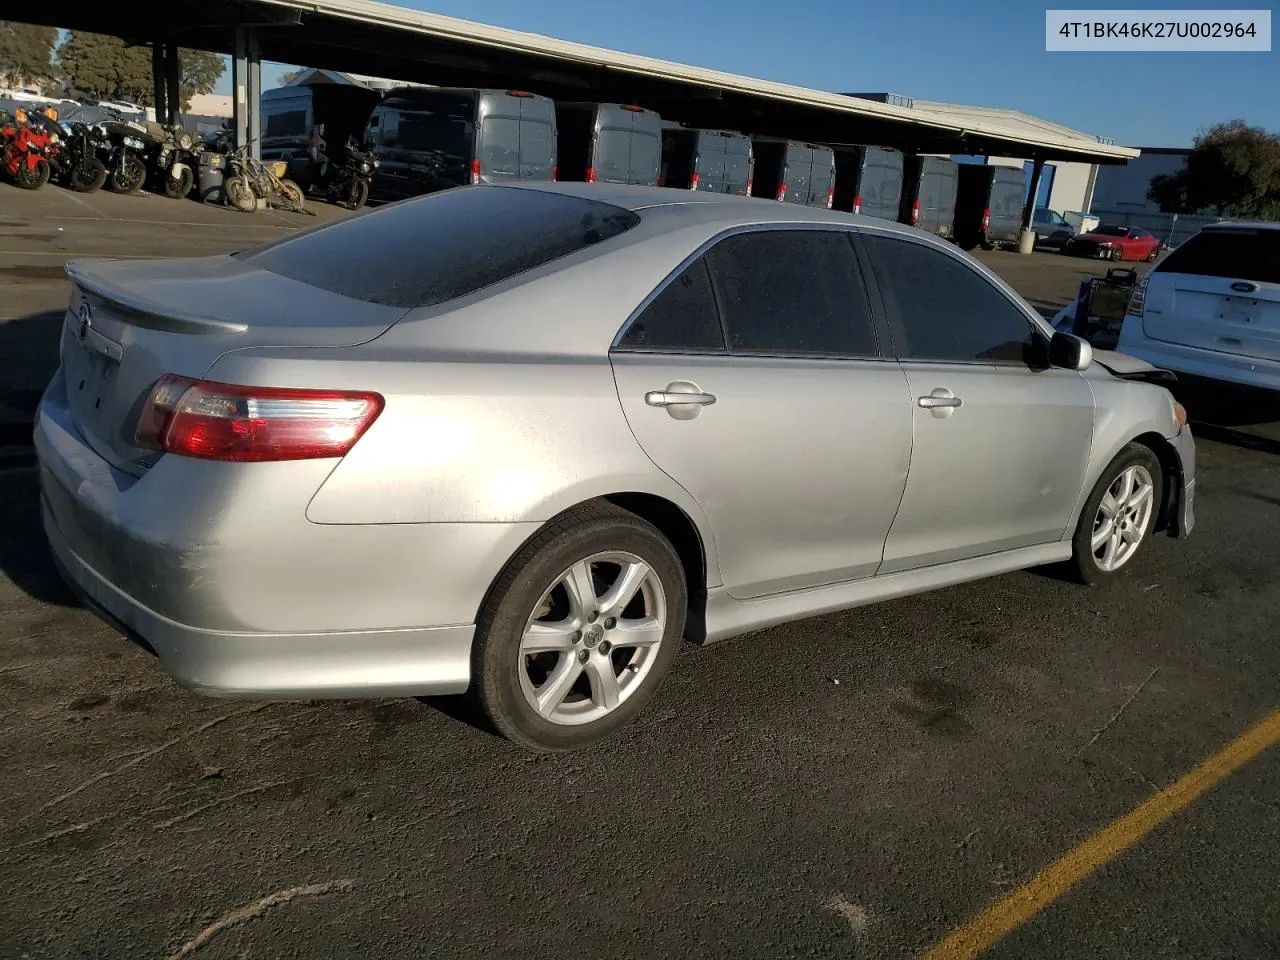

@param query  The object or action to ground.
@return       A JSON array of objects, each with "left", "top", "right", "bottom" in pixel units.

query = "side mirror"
[{"left": 1049, "top": 331, "right": 1093, "bottom": 371}]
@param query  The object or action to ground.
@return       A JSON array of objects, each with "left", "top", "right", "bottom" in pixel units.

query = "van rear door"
[
  {"left": 988, "top": 168, "right": 1026, "bottom": 242},
  {"left": 1141, "top": 227, "right": 1280, "bottom": 362},
  {"left": 782, "top": 142, "right": 812, "bottom": 205},
  {"left": 860, "top": 148, "right": 903, "bottom": 220},
  {"left": 807, "top": 146, "right": 835, "bottom": 208},
  {"left": 517, "top": 95, "right": 556, "bottom": 180}
]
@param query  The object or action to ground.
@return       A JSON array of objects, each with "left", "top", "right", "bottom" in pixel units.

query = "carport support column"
[
  {"left": 247, "top": 32, "right": 261, "bottom": 161},
  {"left": 164, "top": 44, "right": 181, "bottom": 126},
  {"left": 233, "top": 28, "right": 249, "bottom": 153},
  {"left": 1022, "top": 157, "right": 1045, "bottom": 231},
  {"left": 151, "top": 43, "right": 167, "bottom": 127}
]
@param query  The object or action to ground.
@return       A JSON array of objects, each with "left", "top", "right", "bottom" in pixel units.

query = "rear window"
[
  {"left": 235, "top": 187, "right": 640, "bottom": 308},
  {"left": 1154, "top": 229, "right": 1280, "bottom": 284}
]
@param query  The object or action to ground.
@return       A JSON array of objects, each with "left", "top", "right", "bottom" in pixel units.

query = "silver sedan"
[{"left": 35, "top": 183, "right": 1195, "bottom": 752}]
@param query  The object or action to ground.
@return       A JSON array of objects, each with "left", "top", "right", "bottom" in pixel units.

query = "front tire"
[
  {"left": 1068, "top": 443, "right": 1163, "bottom": 585},
  {"left": 109, "top": 155, "right": 146, "bottom": 194},
  {"left": 471, "top": 503, "right": 687, "bottom": 753},
  {"left": 344, "top": 178, "right": 369, "bottom": 210},
  {"left": 163, "top": 165, "right": 194, "bottom": 199},
  {"left": 1109, "top": 245, "right": 1125, "bottom": 262},
  {"left": 16, "top": 157, "right": 50, "bottom": 189},
  {"left": 225, "top": 175, "right": 257, "bottom": 212},
  {"left": 70, "top": 157, "right": 107, "bottom": 192}
]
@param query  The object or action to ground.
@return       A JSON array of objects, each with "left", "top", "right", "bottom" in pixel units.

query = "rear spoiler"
[{"left": 66, "top": 260, "right": 248, "bottom": 335}]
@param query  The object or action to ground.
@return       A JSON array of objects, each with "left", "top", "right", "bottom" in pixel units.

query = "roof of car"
[
  {"left": 498, "top": 181, "right": 922, "bottom": 235},
  {"left": 1201, "top": 220, "right": 1280, "bottom": 232}
]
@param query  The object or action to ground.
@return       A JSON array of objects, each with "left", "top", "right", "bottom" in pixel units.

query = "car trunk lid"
[
  {"left": 61, "top": 255, "right": 407, "bottom": 475},
  {"left": 1143, "top": 274, "right": 1280, "bottom": 362}
]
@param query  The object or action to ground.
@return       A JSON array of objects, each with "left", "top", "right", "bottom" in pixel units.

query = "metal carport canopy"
[{"left": 29, "top": 0, "right": 1140, "bottom": 163}]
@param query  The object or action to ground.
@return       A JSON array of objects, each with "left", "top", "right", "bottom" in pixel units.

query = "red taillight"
[
  {"left": 745, "top": 177, "right": 753, "bottom": 196},
  {"left": 982, "top": 207, "right": 991, "bottom": 231},
  {"left": 508, "top": 90, "right": 535, "bottom": 98},
  {"left": 470, "top": 158, "right": 481, "bottom": 185},
  {"left": 135, "top": 376, "right": 384, "bottom": 463},
  {"left": 586, "top": 166, "right": 596, "bottom": 183},
  {"left": 689, "top": 171, "right": 700, "bottom": 191},
  {"left": 853, "top": 194, "right": 862, "bottom": 214},
  {"left": 911, "top": 199, "right": 920, "bottom": 225},
  {"left": 621, "top": 104, "right": 644, "bottom": 112},
  {"left": 776, "top": 183, "right": 787, "bottom": 201},
  {"left": 826, "top": 186, "right": 834, "bottom": 210},
  {"left": 551, "top": 164, "right": 557, "bottom": 182}
]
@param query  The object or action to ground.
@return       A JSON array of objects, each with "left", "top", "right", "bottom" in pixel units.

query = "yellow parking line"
[{"left": 920, "top": 709, "right": 1280, "bottom": 960}]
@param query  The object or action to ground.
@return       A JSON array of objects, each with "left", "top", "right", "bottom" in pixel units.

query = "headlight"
[
  {"left": 178, "top": 133, "right": 192, "bottom": 150},
  {"left": 359, "top": 162, "right": 371, "bottom": 173},
  {"left": 1172, "top": 400, "right": 1188, "bottom": 428},
  {"left": 123, "top": 137, "right": 144, "bottom": 149}
]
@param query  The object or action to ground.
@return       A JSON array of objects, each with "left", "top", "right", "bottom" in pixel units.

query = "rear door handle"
[
  {"left": 917, "top": 387, "right": 962, "bottom": 419},
  {"left": 645, "top": 391, "right": 717, "bottom": 407},
  {"left": 918, "top": 395, "right": 962, "bottom": 409}
]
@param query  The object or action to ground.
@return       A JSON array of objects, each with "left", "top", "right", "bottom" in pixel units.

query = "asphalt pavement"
[{"left": 1, "top": 182, "right": 1277, "bottom": 960}]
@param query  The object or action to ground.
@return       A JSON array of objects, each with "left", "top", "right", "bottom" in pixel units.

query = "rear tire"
[
  {"left": 270, "top": 178, "right": 305, "bottom": 212},
  {"left": 471, "top": 503, "right": 687, "bottom": 753},
  {"left": 1068, "top": 443, "right": 1163, "bottom": 585}
]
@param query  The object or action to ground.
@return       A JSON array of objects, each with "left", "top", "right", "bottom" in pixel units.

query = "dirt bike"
[
  {"left": 223, "top": 145, "right": 307, "bottom": 214},
  {"left": 1, "top": 120, "right": 55, "bottom": 190}
]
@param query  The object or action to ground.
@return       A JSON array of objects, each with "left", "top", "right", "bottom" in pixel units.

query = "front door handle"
[
  {"left": 645, "top": 381, "right": 716, "bottom": 420},
  {"left": 918, "top": 387, "right": 962, "bottom": 419}
]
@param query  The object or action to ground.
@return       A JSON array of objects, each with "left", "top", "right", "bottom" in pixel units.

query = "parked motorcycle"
[
  {"left": 58, "top": 121, "right": 112, "bottom": 192},
  {"left": 224, "top": 144, "right": 307, "bottom": 214},
  {"left": 146, "top": 123, "right": 199, "bottom": 199},
  {"left": 308, "top": 134, "right": 378, "bottom": 210},
  {"left": 1, "top": 115, "right": 55, "bottom": 190},
  {"left": 100, "top": 120, "right": 150, "bottom": 193}
]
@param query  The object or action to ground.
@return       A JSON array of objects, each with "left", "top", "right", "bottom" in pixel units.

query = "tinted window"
[
  {"left": 236, "top": 187, "right": 640, "bottom": 308},
  {"left": 264, "top": 109, "right": 307, "bottom": 139},
  {"left": 399, "top": 109, "right": 470, "bottom": 156},
  {"left": 1095, "top": 225, "right": 1128, "bottom": 236},
  {"left": 705, "top": 230, "right": 877, "bottom": 356},
  {"left": 618, "top": 259, "right": 724, "bottom": 351},
  {"left": 864, "top": 235, "right": 1035, "bottom": 364},
  {"left": 1155, "top": 229, "right": 1280, "bottom": 284}
]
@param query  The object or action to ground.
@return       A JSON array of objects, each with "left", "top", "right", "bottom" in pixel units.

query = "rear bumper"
[
  {"left": 1116, "top": 322, "right": 1280, "bottom": 393},
  {"left": 33, "top": 371, "right": 539, "bottom": 699},
  {"left": 43, "top": 505, "right": 475, "bottom": 698}
]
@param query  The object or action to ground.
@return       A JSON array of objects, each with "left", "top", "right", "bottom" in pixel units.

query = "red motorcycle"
[{"left": 2, "top": 119, "right": 55, "bottom": 190}]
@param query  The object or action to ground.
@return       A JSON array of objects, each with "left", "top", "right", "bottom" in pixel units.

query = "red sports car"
[{"left": 1063, "top": 224, "right": 1162, "bottom": 262}]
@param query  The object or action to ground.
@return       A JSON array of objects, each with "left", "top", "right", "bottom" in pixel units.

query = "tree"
[
  {"left": 0, "top": 21, "right": 58, "bottom": 90},
  {"left": 1149, "top": 119, "right": 1280, "bottom": 220},
  {"left": 57, "top": 31, "right": 225, "bottom": 110},
  {"left": 278, "top": 69, "right": 302, "bottom": 86}
]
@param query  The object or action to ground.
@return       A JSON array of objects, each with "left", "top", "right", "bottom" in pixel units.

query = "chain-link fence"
[{"left": 1088, "top": 209, "right": 1225, "bottom": 248}]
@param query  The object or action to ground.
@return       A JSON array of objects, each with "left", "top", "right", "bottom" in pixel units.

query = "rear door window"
[
  {"left": 705, "top": 230, "right": 879, "bottom": 356},
  {"left": 863, "top": 234, "right": 1036, "bottom": 364},
  {"left": 1155, "top": 229, "right": 1280, "bottom": 284},
  {"left": 236, "top": 187, "right": 640, "bottom": 308}
]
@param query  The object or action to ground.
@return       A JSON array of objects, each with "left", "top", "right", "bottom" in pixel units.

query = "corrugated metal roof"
[{"left": 258, "top": 0, "right": 1140, "bottom": 162}]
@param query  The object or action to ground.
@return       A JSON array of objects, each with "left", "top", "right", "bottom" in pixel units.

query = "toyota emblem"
[{"left": 77, "top": 302, "right": 92, "bottom": 341}]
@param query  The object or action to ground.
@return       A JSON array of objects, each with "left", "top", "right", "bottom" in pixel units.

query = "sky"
[{"left": 218, "top": 0, "right": 1279, "bottom": 147}]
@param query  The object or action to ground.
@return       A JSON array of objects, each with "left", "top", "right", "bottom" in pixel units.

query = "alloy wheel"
[
  {"left": 517, "top": 551, "right": 667, "bottom": 726},
  {"left": 1091, "top": 464, "right": 1155, "bottom": 572}
]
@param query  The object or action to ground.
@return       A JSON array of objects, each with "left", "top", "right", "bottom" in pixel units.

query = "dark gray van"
[
  {"left": 659, "top": 125, "right": 753, "bottom": 195},
  {"left": 260, "top": 84, "right": 382, "bottom": 163},
  {"left": 954, "top": 164, "right": 1028, "bottom": 250},
  {"left": 832, "top": 145, "right": 903, "bottom": 220},
  {"left": 555, "top": 103, "right": 662, "bottom": 185},
  {"left": 363, "top": 87, "right": 556, "bottom": 202},
  {"left": 749, "top": 139, "right": 835, "bottom": 208},
  {"left": 899, "top": 155, "right": 959, "bottom": 237}
]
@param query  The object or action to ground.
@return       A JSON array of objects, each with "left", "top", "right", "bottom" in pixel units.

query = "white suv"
[{"left": 1118, "top": 222, "right": 1280, "bottom": 391}]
